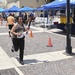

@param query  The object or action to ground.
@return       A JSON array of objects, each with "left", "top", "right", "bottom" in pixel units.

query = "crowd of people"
[{"left": 0, "top": 11, "right": 35, "bottom": 25}]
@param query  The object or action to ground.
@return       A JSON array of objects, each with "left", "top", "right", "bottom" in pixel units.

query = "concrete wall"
[
  {"left": 6, "top": 0, "right": 45, "bottom": 17},
  {"left": 20, "top": 0, "right": 45, "bottom": 8},
  {"left": 19, "top": 0, "right": 45, "bottom": 17},
  {"left": 7, "top": 1, "right": 20, "bottom": 8},
  {"left": 7, "top": 0, "right": 45, "bottom": 8}
]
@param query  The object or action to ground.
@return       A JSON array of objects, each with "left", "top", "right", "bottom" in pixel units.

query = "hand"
[
  {"left": 26, "top": 31, "right": 28, "bottom": 34},
  {"left": 17, "top": 33, "right": 22, "bottom": 36},
  {"left": 27, "top": 27, "right": 30, "bottom": 30}
]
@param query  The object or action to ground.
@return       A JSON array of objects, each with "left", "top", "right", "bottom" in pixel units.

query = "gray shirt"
[{"left": 13, "top": 23, "right": 25, "bottom": 38}]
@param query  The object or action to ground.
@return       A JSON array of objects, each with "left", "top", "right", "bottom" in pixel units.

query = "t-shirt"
[
  {"left": 29, "top": 13, "right": 34, "bottom": 17},
  {"left": 13, "top": 23, "right": 25, "bottom": 38}
]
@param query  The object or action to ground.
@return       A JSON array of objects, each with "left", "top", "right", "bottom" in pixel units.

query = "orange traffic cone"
[
  {"left": 29, "top": 30, "right": 33, "bottom": 38},
  {"left": 47, "top": 38, "right": 53, "bottom": 47}
]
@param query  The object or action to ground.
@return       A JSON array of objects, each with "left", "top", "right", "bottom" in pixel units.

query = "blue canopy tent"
[
  {"left": 19, "top": 6, "right": 34, "bottom": 12},
  {"left": 8, "top": 5, "right": 20, "bottom": 12},
  {"left": 43, "top": 0, "right": 64, "bottom": 9},
  {"left": 0, "top": 8, "right": 4, "bottom": 12},
  {"left": 36, "top": 6, "right": 46, "bottom": 11},
  {"left": 43, "top": 0, "right": 75, "bottom": 33},
  {"left": 35, "top": 0, "right": 67, "bottom": 11},
  {"left": 44, "top": 0, "right": 75, "bottom": 9},
  {"left": 4, "top": 9, "right": 9, "bottom": 12}
]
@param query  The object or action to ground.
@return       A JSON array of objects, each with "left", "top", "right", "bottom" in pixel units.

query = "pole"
[
  {"left": 44, "top": 0, "right": 47, "bottom": 31},
  {"left": 66, "top": 0, "right": 72, "bottom": 54}
]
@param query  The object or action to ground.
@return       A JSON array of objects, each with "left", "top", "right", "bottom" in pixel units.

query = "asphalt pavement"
[{"left": 0, "top": 22, "right": 75, "bottom": 75}]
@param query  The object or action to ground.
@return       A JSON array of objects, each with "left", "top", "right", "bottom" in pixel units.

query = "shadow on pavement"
[
  {"left": 63, "top": 52, "right": 75, "bottom": 56},
  {"left": 16, "top": 57, "right": 49, "bottom": 65},
  {"left": 54, "top": 31, "right": 75, "bottom": 38},
  {"left": 23, "top": 59, "right": 41, "bottom": 64}
]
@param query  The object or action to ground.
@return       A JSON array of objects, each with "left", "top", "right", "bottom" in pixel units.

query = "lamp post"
[
  {"left": 44, "top": 0, "right": 49, "bottom": 24},
  {"left": 66, "top": 0, "right": 72, "bottom": 54}
]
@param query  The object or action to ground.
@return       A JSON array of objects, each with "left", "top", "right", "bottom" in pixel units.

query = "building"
[
  {"left": 2, "top": 0, "right": 46, "bottom": 17},
  {"left": 0, "top": 0, "right": 6, "bottom": 8},
  {"left": 5, "top": 0, "right": 46, "bottom": 8}
]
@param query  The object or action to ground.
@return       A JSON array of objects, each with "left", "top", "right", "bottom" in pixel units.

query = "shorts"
[{"left": 8, "top": 24, "right": 14, "bottom": 30}]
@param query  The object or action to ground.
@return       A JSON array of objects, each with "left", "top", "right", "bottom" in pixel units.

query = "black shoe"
[
  {"left": 11, "top": 46, "right": 14, "bottom": 52},
  {"left": 20, "top": 61, "right": 24, "bottom": 65},
  {"left": 9, "top": 34, "right": 11, "bottom": 37},
  {"left": 11, "top": 48, "right": 14, "bottom": 52}
]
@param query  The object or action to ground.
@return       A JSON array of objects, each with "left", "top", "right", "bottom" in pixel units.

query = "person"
[
  {"left": 11, "top": 16, "right": 29, "bottom": 65},
  {"left": 49, "top": 11, "right": 52, "bottom": 19},
  {"left": 28, "top": 12, "right": 35, "bottom": 28},
  {"left": 6, "top": 13, "right": 15, "bottom": 37},
  {"left": 40, "top": 13, "right": 43, "bottom": 17},
  {"left": 19, "top": 12, "right": 24, "bottom": 20},
  {"left": 32, "top": 11, "right": 36, "bottom": 25},
  {"left": 0, "top": 15, "right": 3, "bottom": 25},
  {"left": 2, "top": 12, "right": 7, "bottom": 21},
  {"left": 73, "top": 13, "right": 75, "bottom": 23},
  {"left": 27, "top": 13, "right": 32, "bottom": 28},
  {"left": 23, "top": 13, "right": 27, "bottom": 24}
]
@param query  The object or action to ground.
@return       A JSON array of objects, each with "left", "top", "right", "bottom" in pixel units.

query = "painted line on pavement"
[
  {"left": 0, "top": 26, "right": 6, "bottom": 28},
  {"left": 0, "top": 46, "right": 24, "bottom": 75},
  {"left": 45, "top": 30, "right": 75, "bottom": 40},
  {"left": 0, "top": 33, "right": 8, "bottom": 35},
  {"left": 0, "top": 47, "right": 15, "bottom": 70},
  {"left": 0, "top": 26, "right": 75, "bottom": 40},
  {"left": 30, "top": 26, "right": 75, "bottom": 40},
  {"left": 0, "top": 31, "right": 43, "bottom": 36}
]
